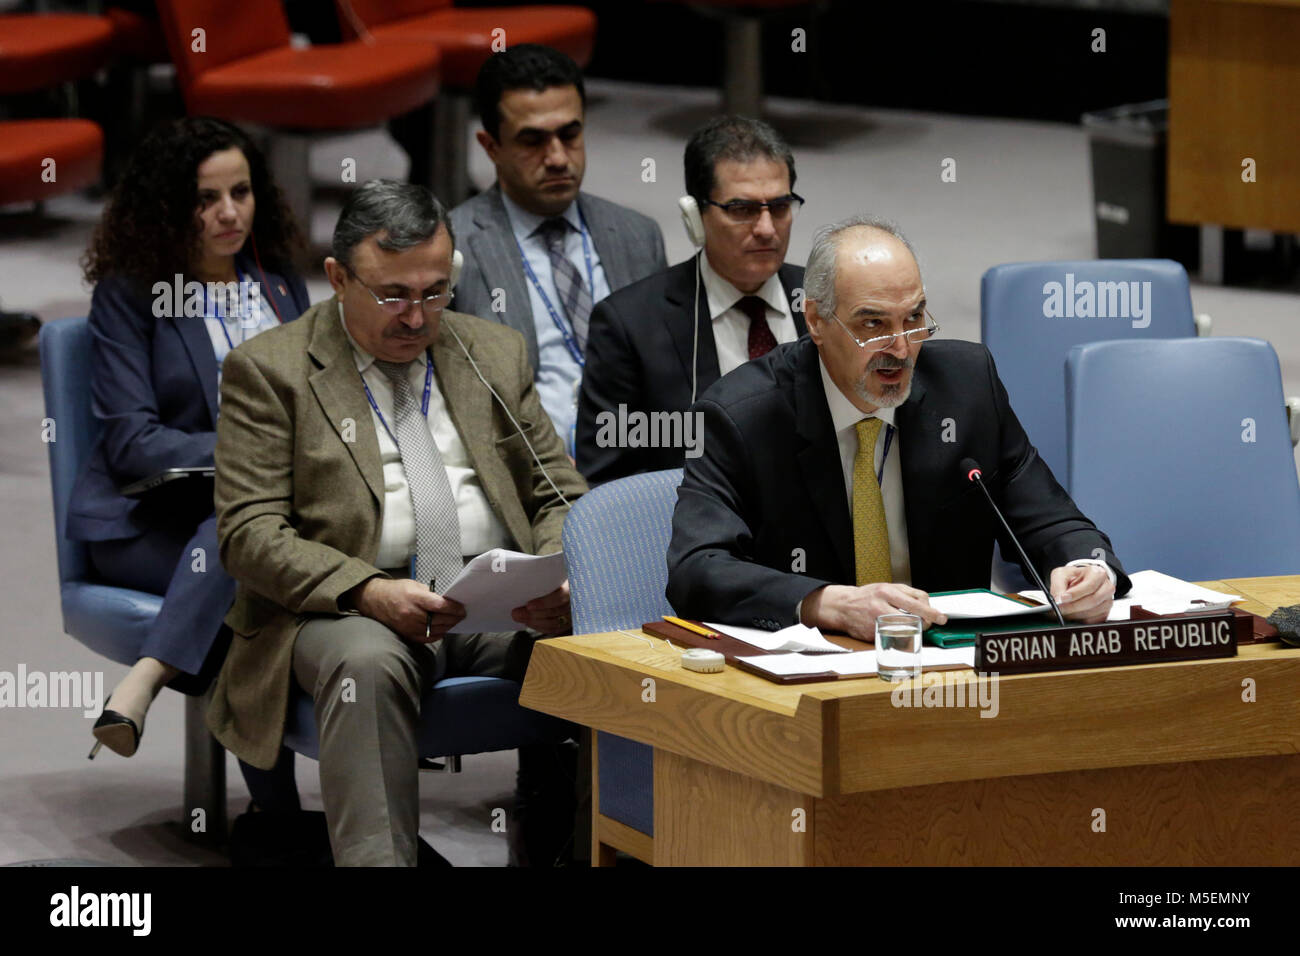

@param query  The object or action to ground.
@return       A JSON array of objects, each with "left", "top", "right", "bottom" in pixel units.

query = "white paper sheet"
[
  {"left": 737, "top": 651, "right": 873, "bottom": 677},
  {"left": 737, "top": 646, "right": 975, "bottom": 679},
  {"left": 929, "top": 591, "right": 1050, "bottom": 619},
  {"left": 704, "top": 621, "right": 851, "bottom": 653},
  {"left": 442, "top": 549, "right": 568, "bottom": 634},
  {"left": 1020, "top": 569, "right": 1241, "bottom": 623}
]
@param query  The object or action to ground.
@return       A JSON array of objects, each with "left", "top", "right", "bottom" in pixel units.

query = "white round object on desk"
[{"left": 681, "top": 648, "right": 725, "bottom": 673}]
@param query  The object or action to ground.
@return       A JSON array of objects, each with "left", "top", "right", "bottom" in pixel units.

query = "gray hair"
[
  {"left": 803, "top": 215, "right": 918, "bottom": 316},
  {"left": 331, "top": 179, "right": 455, "bottom": 270}
]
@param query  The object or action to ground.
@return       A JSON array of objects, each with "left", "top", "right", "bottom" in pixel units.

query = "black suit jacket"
[
  {"left": 666, "top": 336, "right": 1131, "bottom": 630},
  {"left": 576, "top": 256, "right": 806, "bottom": 483}
]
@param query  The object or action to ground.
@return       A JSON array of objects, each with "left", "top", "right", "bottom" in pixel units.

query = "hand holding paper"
[{"left": 442, "top": 549, "right": 569, "bottom": 634}]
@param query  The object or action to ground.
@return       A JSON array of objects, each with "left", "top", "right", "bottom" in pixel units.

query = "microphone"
[{"left": 960, "top": 457, "right": 1066, "bottom": 626}]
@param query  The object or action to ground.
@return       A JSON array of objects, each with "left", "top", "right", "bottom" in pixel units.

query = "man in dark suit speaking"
[
  {"left": 667, "top": 216, "right": 1129, "bottom": 639},
  {"left": 575, "top": 116, "right": 807, "bottom": 484}
]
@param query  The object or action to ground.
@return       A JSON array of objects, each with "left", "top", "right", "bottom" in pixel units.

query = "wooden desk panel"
[
  {"left": 1168, "top": 0, "right": 1300, "bottom": 232},
  {"left": 520, "top": 575, "right": 1300, "bottom": 864}
]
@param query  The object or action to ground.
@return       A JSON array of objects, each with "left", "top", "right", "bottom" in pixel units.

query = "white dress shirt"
[
  {"left": 500, "top": 190, "right": 612, "bottom": 451},
  {"left": 339, "top": 305, "right": 512, "bottom": 573},
  {"left": 203, "top": 274, "right": 281, "bottom": 397},
  {"left": 699, "top": 250, "right": 798, "bottom": 376}
]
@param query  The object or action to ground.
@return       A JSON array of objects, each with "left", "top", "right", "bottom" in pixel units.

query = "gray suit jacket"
[{"left": 449, "top": 183, "right": 667, "bottom": 371}]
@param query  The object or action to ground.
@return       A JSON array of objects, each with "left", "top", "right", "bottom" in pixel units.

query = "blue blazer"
[{"left": 66, "top": 253, "right": 310, "bottom": 541}]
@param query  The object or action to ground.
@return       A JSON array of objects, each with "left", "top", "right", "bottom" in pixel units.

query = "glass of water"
[{"left": 876, "top": 613, "right": 923, "bottom": 682}]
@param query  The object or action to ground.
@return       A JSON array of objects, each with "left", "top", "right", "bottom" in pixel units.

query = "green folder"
[{"left": 924, "top": 589, "right": 1055, "bottom": 648}]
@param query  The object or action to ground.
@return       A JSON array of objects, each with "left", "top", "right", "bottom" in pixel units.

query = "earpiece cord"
[
  {"left": 249, "top": 233, "right": 286, "bottom": 325},
  {"left": 691, "top": 250, "right": 701, "bottom": 406},
  {"left": 442, "top": 319, "right": 571, "bottom": 509}
]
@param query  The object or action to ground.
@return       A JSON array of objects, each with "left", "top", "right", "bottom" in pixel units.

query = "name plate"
[{"left": 974, "top": 610, "right": 1240, "bottom": 674}]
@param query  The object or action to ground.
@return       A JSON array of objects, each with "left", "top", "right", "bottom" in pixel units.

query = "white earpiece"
[
  {"left": 451, "top": 248, "right": 464, "bottom": 289},
  {"left": 678, "top": 195, "right": 705, "bottom": 248}
]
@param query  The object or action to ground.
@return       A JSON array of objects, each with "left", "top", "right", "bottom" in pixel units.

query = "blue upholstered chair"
[
  {"left": 40, "top": 316, "right": 229, "bottom": 840},
  {"left": 42, "top": 317, "right": 572, "bottom": 847},
  {"left": 980, "top": 259, "right": 1202, "bottom": 588},
  {"left": 562, "top": 468, "right": 684, "bottom": 865},
  {"left": 1066, "top": 337, "right": 1300, "bottom": 581}
]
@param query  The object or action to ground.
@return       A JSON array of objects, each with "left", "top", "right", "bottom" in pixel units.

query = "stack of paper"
[
  {"left": 737, "top": 646, "right": 975, "bottom": 679},
  {"left": 1019, "top": 569, "right": 1240, "bottom": 623},
  {"left": 928, "top": 591, "right": 1048, "bottom": 619},
  {"left": 443, "top": 549, "right": 568, "bottom": 633},
  {"left": 703, "top": 621, "right": 850, "bottom": 653}
]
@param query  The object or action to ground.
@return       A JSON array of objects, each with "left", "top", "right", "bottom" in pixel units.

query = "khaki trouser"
[{"left": 292, "top": 614, "right": 533, "bottom": 866}]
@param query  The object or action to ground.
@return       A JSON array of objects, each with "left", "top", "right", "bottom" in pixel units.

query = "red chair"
[
  {"left": 0, "top": 119, "right": 103, "bottom": 206},
  {"left": 339, "top": 0, "right": 597, "bottom": 202},
  {"left": 105, "top": 7, "right": 169, "bottom": 64},
  {"left": 0, "top": 13, "right": 114, "bottom": 94},
  {"left": 0, "top": 14, "right": 111, "bottom": 206},
  {"left": 153, "top": 0, "right": 442, "bottom": 233}
]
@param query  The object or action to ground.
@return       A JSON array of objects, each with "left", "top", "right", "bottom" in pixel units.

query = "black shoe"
[{"left": 88, "top": 709, "right": 141, "bottom": 759}]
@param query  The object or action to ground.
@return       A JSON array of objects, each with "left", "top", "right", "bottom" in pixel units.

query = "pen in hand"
[{"left": 426, "top": 578, "right": 436, "bottom": 641}]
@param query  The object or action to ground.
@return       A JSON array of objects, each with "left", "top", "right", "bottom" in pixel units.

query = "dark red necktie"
[{"left": 739, "top": 295, "right": 777, "bottom": 359}]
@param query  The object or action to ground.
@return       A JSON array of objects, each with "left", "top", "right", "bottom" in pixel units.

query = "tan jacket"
[{"left": 207, "top": 297, "right": 587, "bottom": 769}]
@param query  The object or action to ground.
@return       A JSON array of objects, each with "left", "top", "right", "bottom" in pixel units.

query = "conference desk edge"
[{"left": 518, "top": 578, "right": 1300, "bottom": 799}]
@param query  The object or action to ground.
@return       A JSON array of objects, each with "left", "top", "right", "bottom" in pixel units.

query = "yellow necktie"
[{"left": 853, "top": 417, "right": 892, "bottom": 585}]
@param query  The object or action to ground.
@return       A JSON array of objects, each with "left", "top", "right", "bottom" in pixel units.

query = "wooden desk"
[
  {"left": 1168, "top": 0, "right": 1300, "bottom": 233},
  {"left": 518, "top": 576, "right": 1300, "bottom": 865}
]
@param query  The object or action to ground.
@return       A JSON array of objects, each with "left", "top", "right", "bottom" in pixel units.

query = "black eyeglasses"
[
  {"left": 344, "top": 264, "right": 451, "bottom": 317},
  {"left": 700, "top": 193, "right": 805, "bottom": 224}
]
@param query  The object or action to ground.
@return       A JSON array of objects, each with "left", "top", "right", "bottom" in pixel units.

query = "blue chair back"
[
  {"left": 564, "top": 469, "right": 682, "bottom": 633},
  {"left": 562, "top": 469, "right": 683, "bottom": 837},
  {"left": 982, "top": 259, "right": 1195, "bottom": 487},
  {"left": 1066, "top": 337, "right": 1300, "bottom": 581},
  {"left": 40, "top": 317, "right": 163, "bottom": 665},
  {"left": 39, "top": 317, "right": 95, "bottom": 585}
]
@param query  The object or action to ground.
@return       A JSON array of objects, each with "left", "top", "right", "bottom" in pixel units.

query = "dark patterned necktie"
[
  {"left": 373, "top": 359, "right": 462, "bottom": 587},
  {"left": 738, "top": 295, "right": 777, "bottom": 359},
  {"left": 537, "top": 217, "right": 593, "bottom": 352}
]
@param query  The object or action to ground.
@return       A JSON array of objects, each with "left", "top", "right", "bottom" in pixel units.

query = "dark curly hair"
[{"left": 83, "top": 116, "right": 304, "bottom": 290}]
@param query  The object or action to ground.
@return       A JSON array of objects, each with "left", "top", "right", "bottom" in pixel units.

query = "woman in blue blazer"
[{"left": 68, "top": 117, "right": 309, "bottom": 793}]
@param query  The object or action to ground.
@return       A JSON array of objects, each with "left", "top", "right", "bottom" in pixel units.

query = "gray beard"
[{"left": 854, "top": 354, "right": 914, "bottom": 408}]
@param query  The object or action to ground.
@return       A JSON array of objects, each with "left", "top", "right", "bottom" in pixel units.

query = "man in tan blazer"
[{"left": 208, "top": 180, "right": 587, "bottom": 866}]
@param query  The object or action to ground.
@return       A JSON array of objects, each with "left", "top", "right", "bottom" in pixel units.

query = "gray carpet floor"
[{"left": 0, "top": 78, "right": 1296, "bottom": 866}]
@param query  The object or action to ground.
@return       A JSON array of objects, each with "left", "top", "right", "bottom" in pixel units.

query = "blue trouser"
[{"left": 89, "top": 510, "right": 298, "bottom": 812}]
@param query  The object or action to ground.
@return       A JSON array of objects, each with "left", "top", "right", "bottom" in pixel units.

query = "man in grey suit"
[{"left": 450, "top": 44, "right": 667, "bottom": 452}]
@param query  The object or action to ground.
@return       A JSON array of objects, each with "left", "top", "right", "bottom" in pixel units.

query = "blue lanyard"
[
  {"left": 362, "top": 352, "right": 435, "bottom": 446},
  {"left": 877, "top": 422, "right": 895, "bottom": 486},
  {"left": 204, "top": 267, "right": 252, "bottom": 351},
  {"left": 517, "top": 211, "right": 596, "bottom": 367}
]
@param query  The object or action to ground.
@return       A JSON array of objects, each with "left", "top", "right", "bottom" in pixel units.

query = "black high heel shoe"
[{"left": 88, "top": 709, "right": 142, "bottom": 759}]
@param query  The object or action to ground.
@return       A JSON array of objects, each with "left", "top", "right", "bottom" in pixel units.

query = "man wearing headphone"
[{"left": 575, "top": 115, "right": 807, "bottom": 484}]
